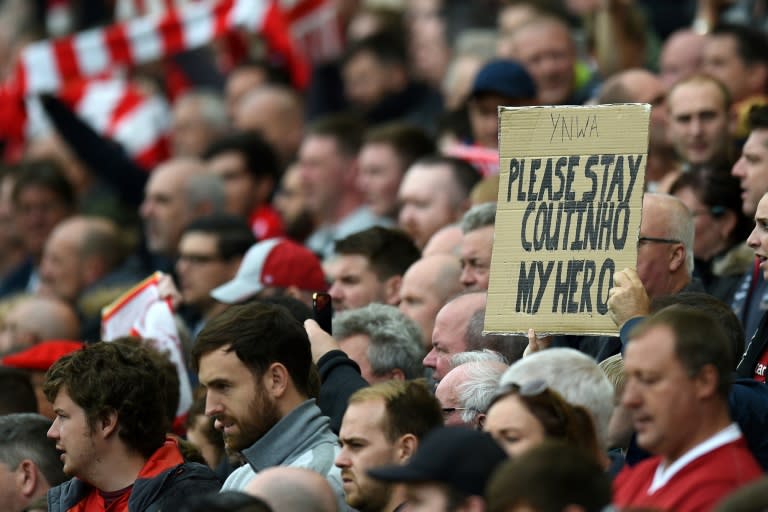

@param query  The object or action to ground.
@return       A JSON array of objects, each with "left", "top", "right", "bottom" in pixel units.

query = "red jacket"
[{"left": 613, "top": 436, "right": 761, "bottom": 512}]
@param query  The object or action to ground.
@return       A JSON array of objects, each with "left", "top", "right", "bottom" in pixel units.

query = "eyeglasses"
[
  {"left": 177, "top": 253, "right": 224, "bottom": 265},
  {"left": 637, "top": 236, "right": 682, "bottom": 245},
  {"left": 441, "top": 407, "right": 468, "bottom": 415},
  {"left": 690, "top": 206, "right": 726, "bottom": 218}
]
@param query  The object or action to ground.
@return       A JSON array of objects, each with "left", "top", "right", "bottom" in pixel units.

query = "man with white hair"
[
  {"left": 140, "top": 157, "right": 222, "bottom": 263},
  {"left": 0, "top": 413, "right": 67, "bottom": 512},
  {"left": 499, "top": 347, "right": 615, "bottom": 467},
  {"left": 333, "top": 303, "right": 424, "bottom": 384},
  {"left": 170, "top": 90, "right": 228, "bottom": 157},
  {"left": 436, "top": 352, "right": 508, "bottom": 429},
  {"left": 234, "top": 85, "right": 305, "bottom": 166}
]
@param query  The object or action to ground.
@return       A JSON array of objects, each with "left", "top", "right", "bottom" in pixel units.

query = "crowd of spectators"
[{"left": 2, "top": 0, "right": 768, "bottom": 510}]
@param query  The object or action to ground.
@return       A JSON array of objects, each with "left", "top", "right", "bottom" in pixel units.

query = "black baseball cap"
[{"left": 367, "top": 426, "right": 508, "bottom": 496}]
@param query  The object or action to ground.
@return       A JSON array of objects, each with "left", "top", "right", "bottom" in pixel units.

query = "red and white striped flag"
[
  {"left": 281, "top": 0, "right": 342, "bottom": 63},
  {"left": 11, "top": 0, "right": 277, "bottom": 96},
  {"left": 1, "top": 0, "right": 314, "bottom": 165}
]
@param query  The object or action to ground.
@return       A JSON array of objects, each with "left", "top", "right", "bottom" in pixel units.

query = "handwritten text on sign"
[{"left": 485, "top": 105, "right": 649, "bottom": 336}]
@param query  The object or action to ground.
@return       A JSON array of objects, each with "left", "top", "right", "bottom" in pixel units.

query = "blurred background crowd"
[{"left": 0, "top": 0, "right": 768, "bottom": 509}]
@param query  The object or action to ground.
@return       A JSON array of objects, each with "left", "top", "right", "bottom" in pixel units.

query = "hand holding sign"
[
  {"left": 523, "top": 328, "right": 553, "bottom": 358},
  {"left": 607, "top": 268, "right": 650, "bottom": 329}
]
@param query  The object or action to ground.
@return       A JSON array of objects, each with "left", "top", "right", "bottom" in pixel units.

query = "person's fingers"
[
  {"left": 304, "top": 318, "right": 321, "bottom": 336},
  {"left": 613, "top": 268, "right": 631, "bottom": 288},
  {"left": 624, "top": 267, "right": 644, "bottom": 289}
]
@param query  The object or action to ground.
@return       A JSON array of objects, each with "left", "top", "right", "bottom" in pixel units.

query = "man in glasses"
[
  {"left": 552, "top": 193, "right": 698, "bottom": 362},
  {"left": 635, "top": 193, "right": 697, "bottom": 299},
  {"left": 174, "top": 214, "right": 255, "bottom": 335},
  {"left": 436, "top": 355, "right": 508, "bottom": 429},
  {"left": 335, "top": 380, "right": 442, "bottom": 512}
]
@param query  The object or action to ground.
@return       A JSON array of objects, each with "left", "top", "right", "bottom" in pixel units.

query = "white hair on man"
[
  {"left": 178, "top": 89, "right": 229, "bottom": 131},
  {"left": 454, "top": 360, "right": 508, "bottom": 426},
  {"left": 499, "top": 348, "right": 614, "bottom": 450},
  {"left": 450, "top": 349, "right": 507, "bottom": 368}
]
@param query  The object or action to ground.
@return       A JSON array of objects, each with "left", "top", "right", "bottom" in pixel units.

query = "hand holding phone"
[{"left": 312, "top": 292, "right": 333, "bottom": 335}]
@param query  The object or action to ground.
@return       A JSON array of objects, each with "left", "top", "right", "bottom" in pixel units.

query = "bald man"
[
  {"left": 139, "top": 157, "right": 214, "bottom": 259},
  {"left": 399, "top": 255, "right": 462, "bottom": 349},
  {"left": 170, "top": 90, "right": 228, "bottom": 157},
  {"left": 0, "top": 296, "right": 79, "bottom": 356},
  {"left": 422, "top": 224, "right": 462, "bottom": 257},
  {"left": 39, "top": 216, "right": 142, "bottom": 340},
  {"left": 39, "top": 216, "right": 125, "bottom": 304},
  {"left": 234, "top": 85, "right": 305, "bottom": 166},
  {"left": 659, "top": 29, "right": 705, "bottom": 89},
  {"left": 245, "top": 467, "right": 338, "bottom": 512},
  {"left": 636, "top": 193, "right": 696, "bottom": 299},
  {"left": 597, "top": 69, "right": 674, "bottom": 186},
  {"left": 423, "top": 292, "right": 487, "bottom": 382}
]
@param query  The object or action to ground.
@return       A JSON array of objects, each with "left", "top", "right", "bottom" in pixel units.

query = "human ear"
[
  {"left": 264, "top": 362, "right": 290, "bottom": 398},
  {"left": 396, "top": 433, "right": 418, "bottom": 463},
  {"left": 16, "top": 460, "right": 39, "bottom": 498}
]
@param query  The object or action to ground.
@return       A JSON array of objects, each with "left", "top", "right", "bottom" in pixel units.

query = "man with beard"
[
  {"left": 193, "top": 301, "right": 345, "bottom": 503},
  {"left": 335, "top": 380, "right": 443, "bottom": 512}
]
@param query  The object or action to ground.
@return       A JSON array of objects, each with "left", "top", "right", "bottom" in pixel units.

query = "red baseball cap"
[
  {"left": 211, "top": 238, "right": 327, "bottom": 304},
  {"left": 2, "top": 340, "right": 84, "bottom": 371}
]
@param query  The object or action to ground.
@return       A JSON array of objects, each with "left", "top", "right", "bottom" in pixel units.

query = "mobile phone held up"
[{"left": 313, "top": 292, "right": 333, "bottom": 335}]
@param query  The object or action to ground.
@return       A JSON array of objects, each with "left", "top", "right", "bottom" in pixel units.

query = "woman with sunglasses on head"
[
  {"left": 483, "top": 379, "right": 603, "bottom": 463},
  {"left": 670, "top": 167, "right": 753, "bottom": 304}
]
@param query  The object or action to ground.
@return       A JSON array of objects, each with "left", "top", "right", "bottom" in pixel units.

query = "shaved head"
[{"left": 245, "top": 466, "right": 338, "bottom": 512}]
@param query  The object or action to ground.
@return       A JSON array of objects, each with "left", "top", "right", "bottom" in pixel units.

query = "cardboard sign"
[{"left": 485, "top": 104, "right": 649, "bottom": 336}]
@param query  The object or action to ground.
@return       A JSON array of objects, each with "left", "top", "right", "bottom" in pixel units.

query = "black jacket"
[{"left": 48, "top": 440, "right": 220, "bottom": 511}]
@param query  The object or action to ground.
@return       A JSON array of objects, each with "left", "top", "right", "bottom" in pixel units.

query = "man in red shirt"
[{"left": 614, "top": 305, "right": 761, "bottom": 511}]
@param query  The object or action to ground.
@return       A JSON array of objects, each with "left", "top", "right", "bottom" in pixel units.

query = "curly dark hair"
[{"left": 43, "top": 342, "right": 169, "bottom": 458}]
